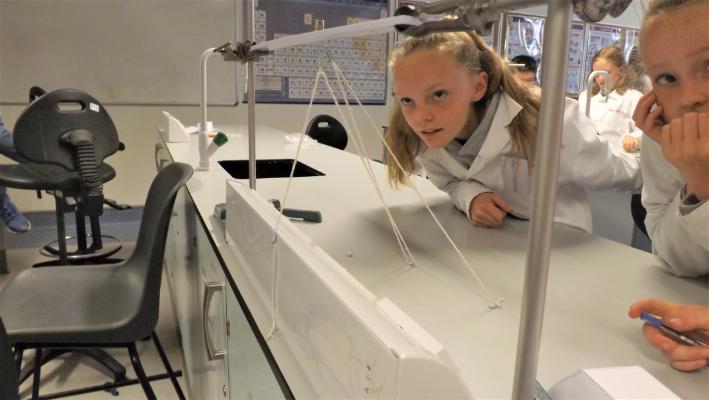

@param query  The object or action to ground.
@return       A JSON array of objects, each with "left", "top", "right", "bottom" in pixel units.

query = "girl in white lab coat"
[
  {"left": 632, "top": 0, "right": 709, "bottom": 277},
  {"left": 577, "top": 46, "right": 644, "bottom": 154},
  {"left": 578, "top": 46, "right": 647, "bottom": 238},
  {"left": 385, "top": 31, "right": 640, "bottom": 232}
]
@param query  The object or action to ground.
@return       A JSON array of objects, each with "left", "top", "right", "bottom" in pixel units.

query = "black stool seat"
[
  {"left": 0, "top": 264, "right": 138, "bottom": 343},
  {"left": 0, "top": 162, "right": 115, "bottom": 191}
]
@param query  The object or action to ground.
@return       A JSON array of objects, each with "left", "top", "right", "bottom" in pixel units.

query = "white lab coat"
[
  {"left": 578, "top": 88, "right": 644, "bottom": 150},
  {"left": 418, "top": 92, "right": 641, "bottom": 232},
  {"left": 641, "top": 138, "right": 709, "bottom": 277}
]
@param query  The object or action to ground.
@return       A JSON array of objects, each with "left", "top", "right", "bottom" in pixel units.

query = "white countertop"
[{"left": 165, "top": 126, "right": 709, "bottom": 399}]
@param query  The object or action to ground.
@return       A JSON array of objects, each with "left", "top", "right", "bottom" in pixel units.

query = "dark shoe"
[{"left": 0, "top": 195, "right": 30, "bottom": 233}]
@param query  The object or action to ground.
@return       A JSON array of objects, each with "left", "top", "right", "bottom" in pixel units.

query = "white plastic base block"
[
  {"left": 549, "top": 366, "right": 680, "bottom": 399},
  {"left": 159, "top": 111, "right": 190, "bottom": 143}
]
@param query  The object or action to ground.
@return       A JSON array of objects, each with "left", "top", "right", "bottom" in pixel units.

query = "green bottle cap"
[{"left": 213, "top": 131, "right": 229, "bottom": 146}]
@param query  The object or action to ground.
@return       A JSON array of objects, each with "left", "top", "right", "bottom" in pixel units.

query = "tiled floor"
[{"left": 1, "top": 243, "right": 187, "bottom": 400}]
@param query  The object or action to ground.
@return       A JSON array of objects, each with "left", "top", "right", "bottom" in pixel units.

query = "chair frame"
[
  {"left": 1, "top": 162, "right": 193, "bottom": 400},
  {"left": 13, "top": 332, "right": 183, "bottom": 400}
]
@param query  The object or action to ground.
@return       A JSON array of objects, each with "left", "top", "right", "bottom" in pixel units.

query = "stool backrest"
[{"left": 13, "top": 89, "right": 119, "bottom": 170}]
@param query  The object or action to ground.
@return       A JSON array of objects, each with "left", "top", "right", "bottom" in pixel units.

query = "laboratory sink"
[{"left": 218, "top": 159, "right": 325, "bottom": 179}]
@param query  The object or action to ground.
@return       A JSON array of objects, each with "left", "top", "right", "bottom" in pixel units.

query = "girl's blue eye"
[
  {"left": 399, "top": 97, "right": 413, "bottom": 106},
  {"left": 433, "top": 90, "right": 447, "bottom": 100},
  {"left": 655, "top": 74, "right": 676, "bottom": 85}
]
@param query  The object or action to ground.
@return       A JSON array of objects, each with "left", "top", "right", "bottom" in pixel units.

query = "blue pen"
[{"left": 640, "top": 312, "right": 707, "bottom": 347}]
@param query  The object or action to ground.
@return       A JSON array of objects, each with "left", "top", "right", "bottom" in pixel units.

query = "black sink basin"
[{"left": 218, "top": 159, "right": 325, "bottom": 179}]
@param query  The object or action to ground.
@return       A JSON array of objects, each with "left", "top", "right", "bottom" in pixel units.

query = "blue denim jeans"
[{"left": 0, "top": 115, "right": 27, "bottom": 196}]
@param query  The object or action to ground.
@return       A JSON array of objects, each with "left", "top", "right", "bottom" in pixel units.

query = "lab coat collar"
[
  {"left": 458, "top": 91, "right": 501, "bottom": 157},
  {"left": 451, "top": 91, "right": 522, "bottom": 176},
  {"left": 474, "top": 91, "right": 523, "bottom": 159},
  {"left": 594, "top": 89, "right": 622, "bottom": 103},
  {"left": 421, "top": 91, "right": 523, "bottom": 175}
]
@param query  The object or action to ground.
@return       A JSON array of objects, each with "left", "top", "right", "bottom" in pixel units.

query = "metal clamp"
[
  {"left": 215, "top": 41, "right": 269, "bottom": 63},
  {"left": 203, "top": 280, "right": 226, "bottom": 361}
]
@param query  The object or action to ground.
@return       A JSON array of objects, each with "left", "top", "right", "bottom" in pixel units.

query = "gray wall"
[
  {"left": 0, "top": 0, "right": 646, "bottom": 213},
  {"left": 0, "top": 0, "right": 241, "bottom": 105}
]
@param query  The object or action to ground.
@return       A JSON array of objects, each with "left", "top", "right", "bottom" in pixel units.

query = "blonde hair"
[
  {"left": 640, "top": 0, "right": 707, "bottom": 47},
  {"left": 589, "top": 46, "right": 635, "bottom": 95},
  {"left": 638, "top": 0, "right": 707, "bottom": 82},
  {"left": 386, "top": 31, "right": 540, "bottom": 187},
  {"left": 644, "top": 0, "right": 706, "bottom": 18}
]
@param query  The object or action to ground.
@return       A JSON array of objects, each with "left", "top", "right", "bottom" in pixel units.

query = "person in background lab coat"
[
  {"left": 578, "top": 45, "right": 648, "bottom": 237},
  {"left": 385, "top": 31, "right": 640, "bottom": 232},
  {"left": 632, "top": 0, "right": 709, "bottom": 278},
  {"left": 578, "top": 45, "right": 644, "bottom": 155}
]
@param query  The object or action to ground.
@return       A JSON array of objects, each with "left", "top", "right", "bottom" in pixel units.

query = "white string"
[
  {"left": 266, "top": 58, "right": 503, "bottom": 339},
  {"left": 329, "top": 61, "right": 504, "bottom": 309},
  {"left": 319, "top": 66, "right": 417, "bottom": 267},
  {"left": 266, "top": 70, "right": 326, "bottom": 340}
]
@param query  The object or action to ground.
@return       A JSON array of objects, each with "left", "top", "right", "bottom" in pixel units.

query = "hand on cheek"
[
  {"left": 659, "top": 113, "right": 709, "bottom": 200},
  {"left": 633, "top": 92, "right": 665, "bottom": 142},
  {"left": 469, "top": 192, "right": 512, "bottom": 227}
]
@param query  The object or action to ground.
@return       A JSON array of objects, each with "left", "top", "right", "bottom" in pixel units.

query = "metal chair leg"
[
  {"left": 19, "top": 348, "right": 127, "bottom": 385},
  {"left": 127, "top": 343, "right": 156, "bottom": 400},
  {"left": 151, "top": 332, "right": 185, "bottom": 400},
  {"left": 32, "top": 348, "right": 42, "bottom": 400},
  {"left": 54, "top": 196, "right": 68, "bottom": 265},
  {"left": 13, "top": 344, "right": 24, "bottom": 374}
]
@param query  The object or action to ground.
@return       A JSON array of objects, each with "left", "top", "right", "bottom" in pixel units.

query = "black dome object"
[{"left": 305, "top": 114, "right": 348, "bottom": 151}]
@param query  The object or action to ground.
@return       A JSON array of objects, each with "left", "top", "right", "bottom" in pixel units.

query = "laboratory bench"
[{"left": 156, "top": 125, "right": 708, "bottom": 399}]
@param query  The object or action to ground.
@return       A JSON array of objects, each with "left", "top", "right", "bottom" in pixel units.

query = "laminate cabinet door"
[
  {"left": 195, "top": 224, "right": 229, "bottom": 399},
  {"left": 225, "top": 291, "right": 285, "bottom": 399}
]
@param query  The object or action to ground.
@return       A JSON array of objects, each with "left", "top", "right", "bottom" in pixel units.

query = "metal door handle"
[{"left": 203, "top": 280, "right": 225, "bottom": 360}]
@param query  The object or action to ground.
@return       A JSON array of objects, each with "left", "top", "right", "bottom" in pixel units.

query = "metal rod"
[
  {"left": 418, "top": 0, "right": 543, "bottom": 16},
  {"left": 247, "top": 61, "right": 256, "bottom": 190},
  {"left": 460, "top": 0, "right": 545, "bottom": 14},
  {"left": 247, "top": 0, "right": 257, "bottom": 190},
  {"left": 251, "top": 15, "right": 421, "bottom": 53},
  {"left": 585, "top": 70, "right": 611, "bottom": 117},
  {"left": 511, "top": 1, "right": 573, "bottom": 398},
  {"left": 418, "top": 0, "right": 461, "bottom": 14},
  {"left": 199, "top": 48, "right": 217, "bottom": 170}
]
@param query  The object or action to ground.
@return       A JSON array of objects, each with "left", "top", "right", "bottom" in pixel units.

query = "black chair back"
[
  {"left": 125, "top": 162, "right": 193, "bottom": 338},
  {"left": 305, "top": 114, "right": 348, "bottom": 150}
]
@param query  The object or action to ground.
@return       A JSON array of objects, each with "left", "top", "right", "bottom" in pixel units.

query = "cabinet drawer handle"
[{"left": 203, "top": 281, "right": 225, "bottom": 361}]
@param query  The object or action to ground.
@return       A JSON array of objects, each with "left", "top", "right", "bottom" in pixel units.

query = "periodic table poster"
[{"left": 250, "top": 0, "right": 390, "bottom": 104}]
